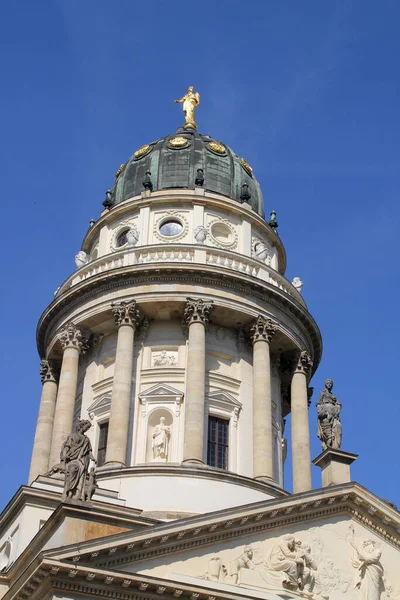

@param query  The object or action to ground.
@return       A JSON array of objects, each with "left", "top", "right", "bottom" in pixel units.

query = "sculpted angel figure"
[
  {"left": 347, "top": 525, "right": 384, "bottom": 600},
  {"left": 174, "top": 86, "right": 200, "bottom": 129}
]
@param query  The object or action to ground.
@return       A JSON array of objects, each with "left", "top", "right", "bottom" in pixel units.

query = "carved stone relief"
[
  {"left": 347, "top": 525, "right": 384, "bottom": 600},
  {"left": 152, "top": 350, "right": 178, "bottom": 367},
  {"left": 178, "top": 529, "right": 352, "bottom": 599}
]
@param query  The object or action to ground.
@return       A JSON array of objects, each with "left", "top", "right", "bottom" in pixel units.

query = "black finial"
[
  {"left": 269, "top": 210, "right": 278, "bottom": 231},
  {"left": 195, "top": 168, "right": 204, "bottom": 187},
  {"left": 103, "top": 190, "right": 113, "bottom": 209},
  {"left": 240, "top": 182, "right": 251, "bottom": 203},
  {"left": 143, "top": 170, "right": 153, "bottom": 191},
  {"left": 89, "top": 218, "right": 95, "bottom": 228}
]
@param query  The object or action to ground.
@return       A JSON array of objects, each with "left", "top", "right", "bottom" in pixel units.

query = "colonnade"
[{"left": 28, "top": 297, "right": 313, "bottom": 494}]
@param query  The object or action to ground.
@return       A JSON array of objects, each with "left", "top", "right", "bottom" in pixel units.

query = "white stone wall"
[{"left": 75, "top": 320, "right": 284, "bottom": 485}]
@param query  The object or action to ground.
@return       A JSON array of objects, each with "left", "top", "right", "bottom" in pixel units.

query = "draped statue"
[
  {"left": 316, "top": 379, "right": 342, "bottom": 450},
  {"left": 347, "top": 525, "right": 384, "bottom": 600},
  {"left": 174, "top": 86, "right": 200, "bottom": 129},
  {"left": 152, "top": 417, "right": 171, "bottom": 460}
]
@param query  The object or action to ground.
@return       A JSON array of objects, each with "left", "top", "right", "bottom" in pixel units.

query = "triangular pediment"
[
  {"left": 88, "top": 394, "right": 111, "bottom": 414},
  {"left": 139, "top": 383, "right": 183, "bottom": 399},
  {"left": 6, "top": 484, "right": 400, "bottom": 600},
  {"left": 207, "top": 390, "right": 242, "bottom": 408}
]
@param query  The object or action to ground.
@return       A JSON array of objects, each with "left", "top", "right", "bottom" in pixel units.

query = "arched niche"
[{"left": 146, "top": 409, "right": 173, "bottom": 463}]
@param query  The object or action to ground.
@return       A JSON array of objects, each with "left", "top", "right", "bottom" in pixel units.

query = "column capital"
[
  {"left": 250, "top": 315, "right": 277, "bottom": 344},
  {"left": 183, "top": 297, "right": 213, "bottom": 328},
  {"left": 111, "top": 299, "right": 141, "bottom": 329},
  {"left": 39, "top": 359, "right": 59, "bottom": 384},
  {"left": 295, "top": 350, "right": 313, "bottom": 375},
  {"left": 58, "top": 323, "right": 91, "bottom": 354}
]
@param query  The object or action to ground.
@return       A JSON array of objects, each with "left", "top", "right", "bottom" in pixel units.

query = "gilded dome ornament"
[
  {"left": 169, "top": 136, "right": 189, "bottom": 148},
  {"left": 174, "top": 86, "right": 200, "bottom": 130},
  {"left": 240, "top": 158, "right": 253, "bottom": 175},
  {"left": 208, "top": 141, "right": 226, "bottom": 155},
  {"left": 134, "top": 144, "right": 151, "bottom": 159},
  {"left": 114, "top": 164, "right": 125, "bottom": 179}
]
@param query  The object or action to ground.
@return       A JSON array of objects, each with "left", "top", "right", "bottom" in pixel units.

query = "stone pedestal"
[{"left": 313, "top": 448, "right": 358, "bottom": 487}]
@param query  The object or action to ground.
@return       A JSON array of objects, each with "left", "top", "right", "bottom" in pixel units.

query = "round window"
[
  {"left": 159, "top": 219, "right": 183, "bottom": 237},
  {"left": 211, "top": 222, "right": 233, "bottom": 245},
  {"left": 117, "top": 229, "right": 129, "bottom": 247}
]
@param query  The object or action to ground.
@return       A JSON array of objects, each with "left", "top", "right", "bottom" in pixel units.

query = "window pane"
[
  {"left": 207, "top": 416, "right": 229, "bottom": 470},
  {"left": 97, "top": 421, "right": 109, "bottom": 468}
]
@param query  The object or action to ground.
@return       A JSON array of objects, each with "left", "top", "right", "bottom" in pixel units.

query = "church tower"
[{"left": 0, "top": 89, "right": 398, "bottom": 600}]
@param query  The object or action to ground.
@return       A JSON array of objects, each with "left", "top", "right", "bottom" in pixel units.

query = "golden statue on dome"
[{"left": 174, "top": 86, "right": 200, "bottom": 129}]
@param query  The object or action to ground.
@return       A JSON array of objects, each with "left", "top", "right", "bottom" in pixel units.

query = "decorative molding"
[
  {"left": 207, "top": 218, "right": 238, "bottom": 251},
  {"left": 111, "top": 299, "right": 141, "bottom": 329},
  {"left": 250, "top": 315, "right": 277, "bottom": 344},
  {"left": 110, "top": 218, "right": 138, "bottom": 252},
  {"left": 37, "top": 269, "right": 321, "bottom": 372},
  {"left": 39, "top": 359, "right": 59, "bottom": 384},
  {"left": 295, "top": 350, "right": 313, "bottom": 375},
  {"left": 182, "top": 297, "right": 213, "bottom": 329},
  {"left": 58, "top": 322, "right": 91, "bottom": 354},
  {"left": 87, "top": 394, "right": 111, "bottom": 420}
]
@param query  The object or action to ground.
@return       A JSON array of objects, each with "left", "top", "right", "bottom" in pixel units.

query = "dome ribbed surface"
[{"left": 107, "top": 129, "right": 264, "bottom": 217}]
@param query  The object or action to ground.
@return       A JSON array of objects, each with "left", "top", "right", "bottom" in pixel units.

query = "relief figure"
[{"left": 347, "top": 525, "right": 384, "bottom": 600}]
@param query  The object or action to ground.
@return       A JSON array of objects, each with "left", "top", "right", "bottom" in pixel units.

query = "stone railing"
[{"left": 56, "top": 245, "right": 305, "bottom": 305}]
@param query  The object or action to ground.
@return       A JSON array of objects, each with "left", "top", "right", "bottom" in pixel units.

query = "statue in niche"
[
  {"left": 316, "top": 379, "right": 342, "bottom": 450},
  {"left": 152, "top": 417, "right": 171, "bottom": 460},
  {"left": 153, "top": 350, "right": 177, "bottom": 367},
  {"left": 347, "top": 525, "right": 384, "bottom": 600},
  {"left": 228, "top": 546, "right": 256, "bottom": 585}
]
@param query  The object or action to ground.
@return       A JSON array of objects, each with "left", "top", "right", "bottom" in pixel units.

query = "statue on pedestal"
[
  {"left": 316, "top": 379, "right": 342, "bottom": 450},
  {"left": 46, "top": 419, "right": 97, "bottom": 502},
  {"left": 174, "top": 86, "right": 200, "bottom": 129}
]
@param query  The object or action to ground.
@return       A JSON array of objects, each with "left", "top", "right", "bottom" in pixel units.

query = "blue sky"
[{"left": 0, "top": 1, "right": 399, "bottom": 508}]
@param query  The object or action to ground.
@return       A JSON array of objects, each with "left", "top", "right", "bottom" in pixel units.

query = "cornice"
[
  {"left": 36, "top": 267, "right": 322, "bottom": 372},
  {"left": 43, "top": 483, "right": 400, "bottom": 570},
  {"left": 6, "top": 558, "right": 261, "bottom": 600}
]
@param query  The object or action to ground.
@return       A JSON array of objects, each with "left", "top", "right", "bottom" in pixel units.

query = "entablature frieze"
[
  {"left": 37, "top": 269, "right": 322, "bottom": 372},
  {"left": 41, "top": 484, "right": 400, "bottom": 572}
]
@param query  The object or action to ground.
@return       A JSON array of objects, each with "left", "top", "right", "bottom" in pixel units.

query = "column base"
[
  {"left": 181, "top": 458, "right": 205, "bottom": 466},
  {"left": 100, "top": 461, "right": 127, "bottom": 471},
  {"left": 254, "top": 475, "right": 275, "bottom": 484},
  {"left": 313, "top": 448, "right": 358, "bottom": 487}
]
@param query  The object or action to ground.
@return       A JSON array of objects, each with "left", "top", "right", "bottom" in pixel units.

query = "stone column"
[
  {"left": 250, "top": 315, "right": 277, "bottom": 482},
  {"left": 291, "top": 350, "right": 313, "bottom": 493},
  {"left": 182, "top": 297, "right": 213, "bottom": 464},
  {"left": 105, "top": 300, "right": 141, "bottom": 466},
  {"left": 28, "top": 360, "right": 59, "bottom": 483},
  {"left": 49, "top": 323, "right": 90, "bottom": 466}
]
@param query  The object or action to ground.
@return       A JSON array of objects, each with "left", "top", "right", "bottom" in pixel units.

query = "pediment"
[
  {"left": 88, "top": 394, "right": 111, "bottom": 415},
  {"left": 207, "top": 390, "right": 242, "bottom": 408},
  {"left": 139, "top": 383, "right": 184, "bottom": 399},
  {"left": 12, "top": 484, "right": 400, "bottom": 600}
]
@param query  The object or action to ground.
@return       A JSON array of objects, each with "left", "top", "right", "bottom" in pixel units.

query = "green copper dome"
[{"left": 104, "top": 129, "right": 265, "bottom": 218}]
